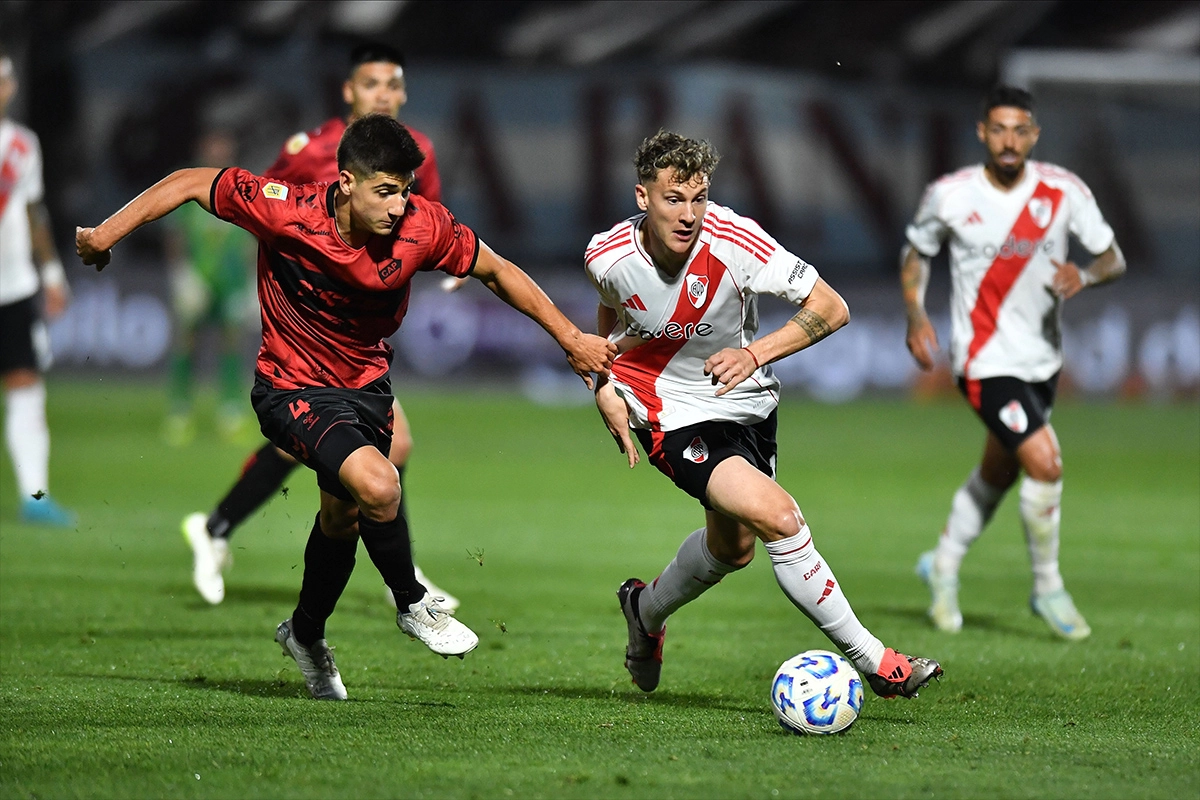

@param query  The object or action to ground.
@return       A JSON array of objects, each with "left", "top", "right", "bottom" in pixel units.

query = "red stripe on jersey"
[
  {"left": 586, "top": 225, "right": 633, "bottom": 259},
  {"left": 0, "top": 133, "right": 30, "bottom": 219},
  {"left": 704, "top": 215, "right": 774, "bottom": 258},
  {"left": 962, "top": 181, "right": 1064, "bottom": 409},
  {"left": 586, "top": 235, "right": 634, "bottom": 265},
  {"left": 613, "top": 244, "right": 728, "bottom": 431},
  {"left": 704, "top": 229, "right": 769, "bottom": 264}
]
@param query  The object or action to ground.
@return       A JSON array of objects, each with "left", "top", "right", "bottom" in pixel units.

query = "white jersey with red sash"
[
  {"left": 906, "top": 161, "right": 1114, "bottom": 405},
  {"left": 0, "top": 119, "right": 44, "bottom": 305},
  {"left": 585, "top": 203, "right": 820, "bottom": 435}
]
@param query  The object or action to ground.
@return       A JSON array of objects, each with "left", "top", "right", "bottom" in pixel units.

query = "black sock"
[
  {"left": 290, "top": 514, "right": 357, "bottom": 646},
  {"left": 358, "top": 512, "right": 425, "bottom": 609},
  {"left": 207, "top": 443, "right": 297, "bottom": 539}
]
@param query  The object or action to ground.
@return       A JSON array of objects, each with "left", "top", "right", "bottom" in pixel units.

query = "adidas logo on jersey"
[
  {"left": 683, "top": 436, "right": 709, "bottom": 464},
  {"left": 621, "top": 294, "right": 647, "bottom": 311},
  {"left": 963, "top": 211, "right": 983, "bottom": 225}
]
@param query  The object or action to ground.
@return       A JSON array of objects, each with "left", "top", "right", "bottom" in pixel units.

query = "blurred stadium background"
[{"left": 2, "top": 0, "right": 1197, "bottom": 404}]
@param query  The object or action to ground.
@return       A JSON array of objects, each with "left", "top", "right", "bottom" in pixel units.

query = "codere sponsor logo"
[
  {"left": 961, "top": 235, "right": 1055, "bottom": 261},
  {"left": 624, "top": 320, "right": 714, "bottom": 341}
]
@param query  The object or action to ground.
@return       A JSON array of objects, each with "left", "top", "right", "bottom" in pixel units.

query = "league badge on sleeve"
[
  {"left": 285, "top": 132, "right": 310, "bottom": 155},
  {"left": 263, "top": 183, "right": 289, "bottom": 201}
]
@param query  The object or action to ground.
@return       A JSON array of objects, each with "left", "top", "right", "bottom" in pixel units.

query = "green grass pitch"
[{"left": 1, "top": 381, "right": 1197, "bottom": 799}]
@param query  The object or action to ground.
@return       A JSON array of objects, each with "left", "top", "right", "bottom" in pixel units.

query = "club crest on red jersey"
[
  {"left": 998, "top": 399, "right": 1029, "bottom": 433},
  {"left": 683, "top": 436, "right": 709, "bottom": 464},
  {"left": 235, "top": 176, "right": 259, "bottom": 203},
  {"left": 1027, "top": 197, "right": 1053, "bottom": 229},
  {"left": 378, "top": 258, "right": 403, "bottom": 286},
  {"left": 686, "top": 274, "right": 709, "bottom": 308}
]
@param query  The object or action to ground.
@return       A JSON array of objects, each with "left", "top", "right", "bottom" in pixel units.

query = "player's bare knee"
[
  {"left": 756, "top": 504, "right": 804, "bottom": 542},
  {"left": 354, "top": 470, "right": 401, "bottom": 521}
]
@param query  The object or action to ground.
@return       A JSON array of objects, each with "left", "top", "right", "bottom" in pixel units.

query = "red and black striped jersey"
[{"left": 210, "top": 167, "right": 477, "bottom": 390}]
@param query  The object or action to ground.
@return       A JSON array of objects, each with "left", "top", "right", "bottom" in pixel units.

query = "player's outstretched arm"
[
  {"left": 471, "top": 243, "right": 616, "bottom": 388},
  {"left": 1051, "top": 241, "right": 1126, "bottom": 300},
  {"left": 76, "top": 168, "right": 222, "bottom": 272},
  {"left": 591, "top": 303, "right": 638, "bottom": 468},
  {"left": 704, "top": 278, "right": 849, "bottom": 397},
  {"left": 900, "top": 244, "right": 939, "bottom": 370}
]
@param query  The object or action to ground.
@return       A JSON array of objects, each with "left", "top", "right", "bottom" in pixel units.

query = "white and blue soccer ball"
[{"left": 770, "top": 650, "right": 864, "bottom": 735}]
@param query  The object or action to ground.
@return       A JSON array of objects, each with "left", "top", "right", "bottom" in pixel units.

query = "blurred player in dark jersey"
[
  {"left": 180, "top": 43, "right": 457, "bottom": 609},
  {"left": 77, "top": 114, "right": 616, "bottom": 699}
]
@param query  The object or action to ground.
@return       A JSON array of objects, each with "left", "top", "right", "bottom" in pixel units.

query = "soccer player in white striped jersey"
[
  {"left": 902, "top": 86, "right": 1126, "bottom": 640},
  {"left": 588, "top": 130, "right": 942, "bottom": 700}
]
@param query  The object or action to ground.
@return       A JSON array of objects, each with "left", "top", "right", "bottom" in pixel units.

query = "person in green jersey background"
[{"left": 163, "top": 128, "right": 256, "bottom": 445}]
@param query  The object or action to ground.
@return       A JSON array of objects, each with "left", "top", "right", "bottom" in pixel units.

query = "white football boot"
[
  {"left": 397, "top": 592, "right": 478, "bottom": 658},
  {"left": 382, "top": 565, "right": 461, "bottom": 613},
  {"left": 1031, "top": 588, "right": 1091, "bottom": 641},
  {"left": 915, "top": 550, "right": 963, "bottom": 633},
  {"left": 183, "top": 512, "right": 225, "bottom": 605},
  {"left": 275, "top": 619, "right": 348, "bottom": 700}
]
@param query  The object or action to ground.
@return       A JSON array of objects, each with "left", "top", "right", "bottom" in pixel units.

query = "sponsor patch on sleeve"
[
  {"left": 263, "top": 183, "right": 289, "bottom": 201},
  {"left": 285, "top": 132, "right": 309, "bottom": 155}
]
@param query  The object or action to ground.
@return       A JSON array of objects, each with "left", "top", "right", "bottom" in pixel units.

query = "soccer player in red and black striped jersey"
[
  {"left": 180, "top": 43, "right": 456, "bottom": 610},
  {"left": 77, "top": 115, "right": 615, "bottom": 700}
]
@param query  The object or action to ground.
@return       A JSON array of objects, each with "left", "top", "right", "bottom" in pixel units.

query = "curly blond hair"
[{"left": 634, "top": 130, "right": 720, "bottom": 185}]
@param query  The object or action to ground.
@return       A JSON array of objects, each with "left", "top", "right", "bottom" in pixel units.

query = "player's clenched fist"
[
  {"left": 75, "top": 226, "right": 111, "bottom": 271},
  {"left": 564, "top": 333, "right": 617, "bottom": 390}
]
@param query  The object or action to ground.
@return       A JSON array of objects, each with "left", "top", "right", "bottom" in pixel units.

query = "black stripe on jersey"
[
  {"left": 265, "top": 250, "right": 409, "bottom": 331},
  {"left": 209, "top": 168, "right": 231, "bottom": 218},
  {"left": 325, "top": 184, "right": 337, "bottom": 218}
]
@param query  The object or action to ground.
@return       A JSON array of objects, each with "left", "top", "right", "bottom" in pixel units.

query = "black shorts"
[
  {"left": 958, "top": 373, "right": 1059, "bottom": 452},
  {"left": 635, "top": 411, "right": 778, "bottom": 510},
  {"left": 251, "top": 374, "right": 395, "bottom": 501},
  {"left": 0, "top": 296, "right": 50, "bottom": 373}
]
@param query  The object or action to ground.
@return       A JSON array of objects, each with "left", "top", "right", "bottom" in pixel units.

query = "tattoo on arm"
[{"left": 789, "top": 308, "right": 833, "bottom": 345}]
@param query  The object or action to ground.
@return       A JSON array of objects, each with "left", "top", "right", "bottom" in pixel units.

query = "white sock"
[
  {"left": 934, "top": 467, "right": 1005, "bottom": 576},
  {"left": 764, "top": 526, "right": 886, "bottom": 675},
  {"left": 5, "top": 382, "right": 51, "bottom": 499},
  {"left": 1020, "top": 477, "right": 1065, "bottom": 596},
  {"left": 638, "top": 528, "right": 737, "bottom": 634}
]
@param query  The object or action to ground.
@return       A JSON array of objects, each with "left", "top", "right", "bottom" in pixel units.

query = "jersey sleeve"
[
  {"left": 905, "top": 181, "right": 948, "bottom": 257},
  {"left": 422, "top": 201, "right": 479, "bottom": 276},
  {"left": 584, "top": 256, "right": 620, "bottom": 309},
  {"left": 712, "top": 210, "right": 819, "bottom": 304},
  {"left": 20, "top": 130, "right": 44, "bottom": 205},
  {"left": 1065, "top": 176, "right": 1115, "bottom": 255},
  {"left": 208, "top": 168, "right": 292, "bottom": 244}
]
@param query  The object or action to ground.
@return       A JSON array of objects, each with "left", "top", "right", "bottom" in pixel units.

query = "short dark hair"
[
  {"left": 349, "top": 42, "right": 406, "bottom": 74},
  {"left": 337, "top": 114, "right": 425, "bottom": 179},
  {"left": 981, "top": 85, "right": 1035, "bottom": 121},
  {"left": 634, "top": 130, "right": 721, "bottom": 185}
]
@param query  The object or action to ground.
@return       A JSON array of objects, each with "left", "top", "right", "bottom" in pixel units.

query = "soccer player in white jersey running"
[
  {"left": 588, "top": 130, "right": 943, "bottom": 700},
  {"left": 902, "top": 86, "right": 1126, "bottom": 640},
  {"left": 0, "top": 49, "right": 76, "bottom": 527}
]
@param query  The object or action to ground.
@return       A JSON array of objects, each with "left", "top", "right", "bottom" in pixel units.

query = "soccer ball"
[{"left": 770, "top": 650, "right": 864, "bottom": 735}]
